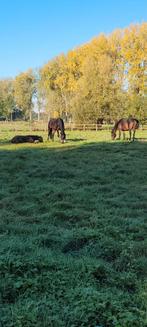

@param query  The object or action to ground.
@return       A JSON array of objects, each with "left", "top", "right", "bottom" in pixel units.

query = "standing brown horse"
[
  {"left": 48, "top": 118, "right": 66, "bottom": 143},
  {"left": 111, "top": 118, "right": 139, "bottom": 141}
]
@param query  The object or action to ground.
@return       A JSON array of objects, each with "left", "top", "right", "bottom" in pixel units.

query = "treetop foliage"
[{"left": 0, "top": 23, "right": 146, "bottom": 122}]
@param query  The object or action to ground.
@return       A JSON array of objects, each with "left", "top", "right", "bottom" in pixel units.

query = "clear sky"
[{"left": 0, "top": 0, "right": 146, "bottom": 78}]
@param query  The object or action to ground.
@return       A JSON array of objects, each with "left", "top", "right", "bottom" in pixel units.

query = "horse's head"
[
  {"left": 111, "top": 129, "right": 116, "bottom": 140},
  {"left": 61, "top": 132, "right": 66, "bottom": 143}
]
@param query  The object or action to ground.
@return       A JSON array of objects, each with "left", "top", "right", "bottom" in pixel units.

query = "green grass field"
[{"left": 0, "top": 128, "right": 147, "bottom": 327}]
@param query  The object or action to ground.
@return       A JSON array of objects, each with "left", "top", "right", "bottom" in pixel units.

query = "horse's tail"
[{"left": 135, "top": 119, "right": 140, "bottom": 129}]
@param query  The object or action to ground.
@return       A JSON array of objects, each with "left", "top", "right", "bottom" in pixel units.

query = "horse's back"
[
  {"left": 48, "top": 118, "right": 64, "bottom": 129},
  {"left": 48, "top": 118, "right": 56, "bottom": 129},
  {"left": 117, "top": 118, "right": 129, "bottom": 131},
  {"left": 117, "top": 118, "right": 139, "bottom": 131}
]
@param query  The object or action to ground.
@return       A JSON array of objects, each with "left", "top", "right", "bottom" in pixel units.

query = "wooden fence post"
[{"left": 29, "top": 121, "right": 32, "bottom": 132}]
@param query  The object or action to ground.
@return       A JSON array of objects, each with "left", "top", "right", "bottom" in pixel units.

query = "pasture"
[{"left": 0, "top": 127, "right": 147, "bottom": 327}]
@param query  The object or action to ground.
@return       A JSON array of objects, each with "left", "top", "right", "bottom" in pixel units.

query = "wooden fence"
[{"left": 0, "top": 120, "right": 147, "bottom": 132}]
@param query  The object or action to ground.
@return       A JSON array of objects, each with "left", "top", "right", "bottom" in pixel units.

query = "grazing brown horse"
[
  {"left": 48, "top": 118, "right": 66, "bottom": 143},
  {"left": 111, "top": 118, "right": 139, "bottom": 141}
]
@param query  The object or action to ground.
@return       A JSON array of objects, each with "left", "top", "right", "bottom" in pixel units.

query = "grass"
[{"left": 0, "top": 128, "right": 147, "bottom": 327}]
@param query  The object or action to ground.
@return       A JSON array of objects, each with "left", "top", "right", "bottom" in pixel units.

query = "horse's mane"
[
  {"left": 58, "top": 118, "right": 65, "bottom": 133},
  {"left": 113, "top": 119, "right": 123, "bottom": 130}
]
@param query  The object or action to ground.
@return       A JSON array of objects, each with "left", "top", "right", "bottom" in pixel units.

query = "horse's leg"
[
  {"left": 118, "top": 130, "right": 121, "bottom": 140},
  {"left": 123, "top": 132, "right": 125, "bottom": 140},
  {"left": 52, "top": 130, "right": 55, "bottom": 141},
  {"left": 57, "top": 129, "right": 60, "bottom": 138},
  {"left": 48, "top": 128, "right": 51, "bottom": 140},
  {"left": 129, "top": 130, "right": 132, "bottom": 141},
  {"left": 132, "top": 130, "right": 135, "bottom": 141},
  {"left": 48, "top": 128, "right": 52, "bottom": 140}
]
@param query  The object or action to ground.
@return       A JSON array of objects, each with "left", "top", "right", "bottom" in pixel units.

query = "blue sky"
[{"left": 0, "top": 0, "right": 146, "bottom": 78}]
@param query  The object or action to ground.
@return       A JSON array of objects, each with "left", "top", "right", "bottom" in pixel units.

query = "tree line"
[{"left": 0, "top": 23, "right": 146, "bottom": 123}]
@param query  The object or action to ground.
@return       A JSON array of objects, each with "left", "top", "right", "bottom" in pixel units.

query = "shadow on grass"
[
  {"left": 1, "top": 139, "right": 147, "bottom": 204},
  {"left": 1, "top": 137, "right": 147, "bottom": 156}
]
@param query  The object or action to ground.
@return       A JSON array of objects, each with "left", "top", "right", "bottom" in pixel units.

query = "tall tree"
[
  {"left": 72, "top": 51, "right": 125, "bottom": 123},
  {"left": 39, "top": 50, "right": 82, "bottom": 119},
  {"left": 121, "top": 23, "right": 147, "bottom": 120},
  {"left": 14, "top": 70, "right": 36, "bottom": 121},
  {"left": 0, "top": 79, "right": 15, "bottom": 119}
]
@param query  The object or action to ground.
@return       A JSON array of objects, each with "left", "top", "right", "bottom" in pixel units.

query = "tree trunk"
[
  {"left": 29, "top": 109, "right": 32, "bottom": 122},
  {"left": 38, "top": 110, "right": 40, "bottom": 121}
]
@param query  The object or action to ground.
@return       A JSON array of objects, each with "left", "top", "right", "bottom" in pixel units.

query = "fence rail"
[{"left": 0, "top": 120, "right": 147, "bottom": 132}]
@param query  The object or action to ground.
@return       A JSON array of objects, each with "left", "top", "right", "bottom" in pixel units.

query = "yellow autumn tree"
[{"left": 38, "top": 22, "right": 146, "bottom": 123}]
